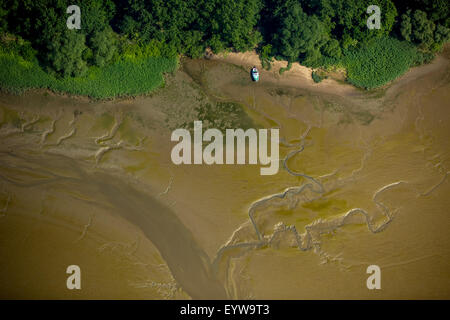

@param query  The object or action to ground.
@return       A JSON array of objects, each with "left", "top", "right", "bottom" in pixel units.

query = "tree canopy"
[
  {"left": 400, "top": 9, "right": 449, "bottom": 51},
  {"left": 0, "top": 0, "right": 448, "bottom": 78}
]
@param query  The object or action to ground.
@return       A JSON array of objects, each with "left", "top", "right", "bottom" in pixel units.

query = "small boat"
[{"left": 251, "top": 67, "right": 259, "bottom": 82}]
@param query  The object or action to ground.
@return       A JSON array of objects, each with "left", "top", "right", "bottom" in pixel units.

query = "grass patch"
[
  {"left": 311, "top": 70, "right": 327, "bottom": 83},
  {"left": 341, "top": 37, "right": 421, "bottom": 89},
  {"left": 196, "top": 101, "right": 255, "bottom": 131},
  {"left": 179, "top": 101, "right": 256, "bottom": 132},
  {"left": 0, "top": 46, "right": 177, "bottom": 99}
]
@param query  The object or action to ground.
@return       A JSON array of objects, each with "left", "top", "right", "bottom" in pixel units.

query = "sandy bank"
[{"left": 210, "top": 49, "right": 449, "bottom": 99}]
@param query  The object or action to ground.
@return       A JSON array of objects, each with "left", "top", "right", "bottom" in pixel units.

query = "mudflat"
[{"left": 0, "top": 48, "right": 449, "bottom": 299}]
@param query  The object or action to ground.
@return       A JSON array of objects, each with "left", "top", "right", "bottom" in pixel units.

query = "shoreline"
[
  {"left": 1, "top": 48, "right": 448, "bottom": 104},
  {"left": 210, "top": 49, "right": 449, "bottom": 100}
]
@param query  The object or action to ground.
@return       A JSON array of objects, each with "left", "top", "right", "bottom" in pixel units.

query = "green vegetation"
[
  {"left": 259, "top": 44, "right": 273, "bottom": 70},
  {"left": 0, "top": 38, "right": 177, "bottom": 99},
  {"left": 260, "top": 0, "right": 399, "bottom": 68},
  {"left": 341, "top": 37, "right": 422, "bottom": 89},
  {"left": 0, "top": 0, "right": 179, "bottom": 98},
  {"left": 311, "top": 70, "right": 327, "bottom": 83},
  {"left": 259, "top": 0, "right": 449, "bottom": 89},
  {"left": 0, "top": 0, "right": 449, "bottom": 96},
  {"left": 399, "top": 9, "right": 449, "bottom": 52}
]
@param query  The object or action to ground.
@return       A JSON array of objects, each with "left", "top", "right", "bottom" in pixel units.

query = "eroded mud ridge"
[{"left": 0, "top": 53, "right": 449, "bottom": 299}]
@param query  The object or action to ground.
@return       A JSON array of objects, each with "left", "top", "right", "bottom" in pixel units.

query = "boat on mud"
[{"left": 251, "top": 66, "right": 259, "bottom": 81}]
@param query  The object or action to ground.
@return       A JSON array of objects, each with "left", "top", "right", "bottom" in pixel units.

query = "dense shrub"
[
  {"left": 311, "top": 71, "right": 327, "bottom": 83},
  {"left": 342, "top": 37, "right": 420, "bottom": 89},
  {"left": 259, "top": 44, "right": 273, "bottom": 70}
]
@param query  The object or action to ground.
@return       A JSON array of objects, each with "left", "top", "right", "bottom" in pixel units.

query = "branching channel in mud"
[{"left": 213, "top": 125, "right": 408, "bottom": 296}]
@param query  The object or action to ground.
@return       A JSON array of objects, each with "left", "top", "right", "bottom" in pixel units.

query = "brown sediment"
[{"left": 0, "top": 47, "right": 449, "bottom": 299}]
